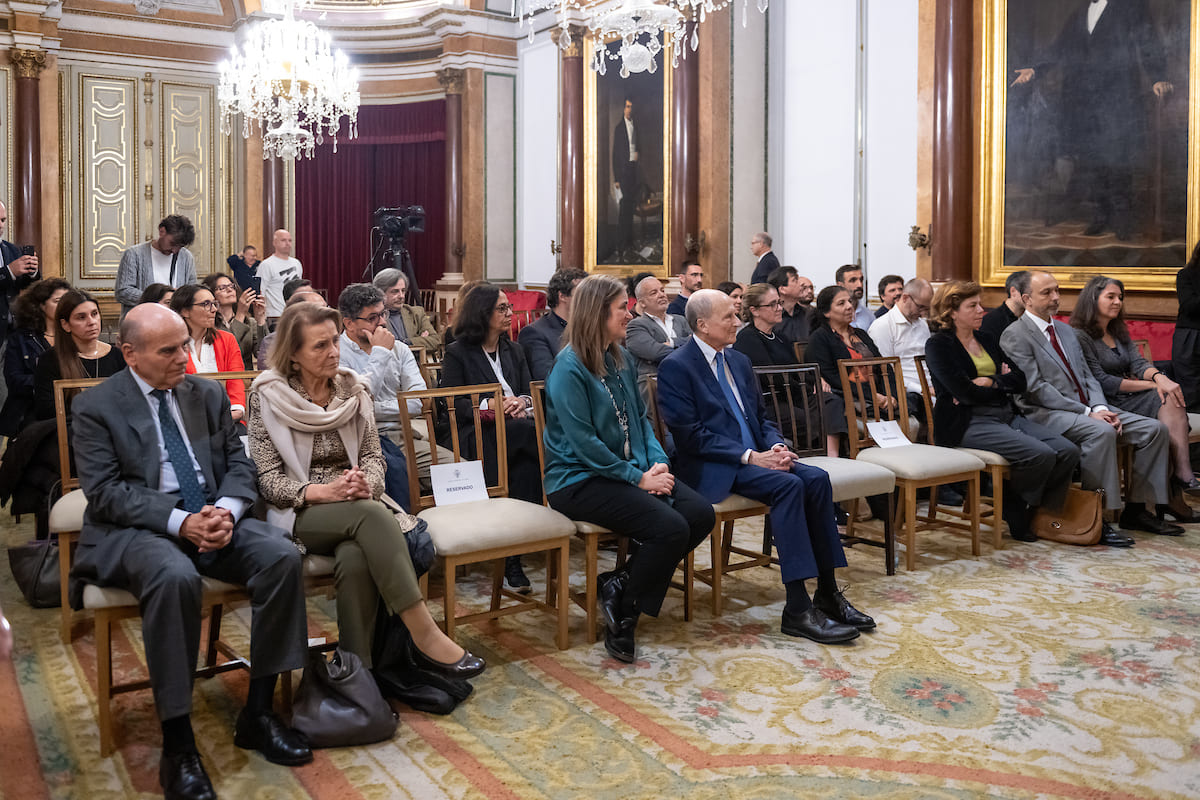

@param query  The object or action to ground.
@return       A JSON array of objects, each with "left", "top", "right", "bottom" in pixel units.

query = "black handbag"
[
  {"left": 7, "top": 538, "right": 60, "bottom": 608},
  {"left": 290, "top": 647, "right": 398, "bottom": 748}
]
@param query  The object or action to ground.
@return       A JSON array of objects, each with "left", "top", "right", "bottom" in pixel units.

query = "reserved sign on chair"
[
  {"left": 429, "top": 461, "right": 488, "bottom": 506},
  {"left": 866, "top": 420, "right": 911, "bottom": 448}
]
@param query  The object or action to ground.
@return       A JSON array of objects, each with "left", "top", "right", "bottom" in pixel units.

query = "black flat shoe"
[
  {"left": 160, "top": 751, "right": 216, "bottom": 800},
  {"left": 234, "top": 709, "right": 313, "bottom": 766},
  {"left": 504, "top": 556, "right": 532, "bottom": 595},
  {"left": 1099, "top": 523, "right": 1135, "bottom": 548},
  {"left": 410, "top": 645, "right": 486, "bottom": 680},
  {"left": 597, "top": 569, "right": 628, "bottom": 634},
  {"left": 1158, "top": 502, "right": 1200, "bottom": 524},
  {"left": 781, "top": 607, "right": 860, "bottom": 644},
  {"left": 604, "top": 616, "right": 637, "bottom": 663},
  {"left": 1119, "top": 509, "right": 1184, "bottom": 536},
  {"left": 813, "top": 590, "right": 876, "bottom": 631},
  {"left": 834, "top": 506, "right": 849, "bottom": 526},
  {"left": 1172, "top": 476, "right": 1200, "bottom": 498}
]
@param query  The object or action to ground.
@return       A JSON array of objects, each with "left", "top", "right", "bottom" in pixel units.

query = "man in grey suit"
[
  {"left": 70, "top": 303, "right": 311, "bottom": 799},
  {"left": 626, "top": 275, "right": 691, "bottom": 393},
  {"left": 1000, "top": 270, "right": 1181, "bottom": 543},
  {"left": 115, "top": 214, "right": 198, "bottom": 318}
]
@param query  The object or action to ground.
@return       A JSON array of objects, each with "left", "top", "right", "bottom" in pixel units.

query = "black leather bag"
[
  {"left": 290, "top": 648, "right": 398, "bottom": 748},
  {"left": 7, "top": 538, "right": 60, "bottom": 608}
]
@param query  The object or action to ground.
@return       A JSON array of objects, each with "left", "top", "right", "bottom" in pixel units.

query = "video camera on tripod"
[{"left": 369, "top": 205, "right": 425, "bottom": 303}]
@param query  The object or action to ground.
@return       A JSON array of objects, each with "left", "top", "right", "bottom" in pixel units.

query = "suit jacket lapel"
[
  {"left": 689, "top": 340, "right": 741, "bottom": 430},
  {"left": 174, "top": 378, "right": 217, "bottom": 491},
  {"left": 116, "top": 370, "right": 164, "bottom": 489}
]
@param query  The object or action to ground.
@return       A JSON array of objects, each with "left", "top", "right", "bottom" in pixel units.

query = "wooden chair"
[
  {"left": 912, "top": 355, "right": 1008, "bottom": 549},
  {"left": 1133, "top": 338, "right": 1152, "bottom": 363},
  {"left": 420, "top": 288, "right": 436, "bottom": 313},
  {"left": 397, "top": 382, "right": 573, "bottom": 648},
  {"left": 754, "top": 365, "right": 898, "bottom": 574},
  {"left": 837, "top": 356, "right": 985, "bottom": 570},
  {"left": 792, "top": 341, "right": 807, "bottom": 364}
]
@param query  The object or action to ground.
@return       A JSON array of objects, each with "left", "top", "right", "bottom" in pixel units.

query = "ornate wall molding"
[
  {"left": 436, "top": 67, "right": 465, "bottom": 95},
  {"left": 79, "top": 74, "right": 138, "bottom": 280},
  {"left": 10, "top": 49, "right": 47, "bottom": 80},
  {"left": 160, "top": 82, "right": 214, "bottom": 271}
]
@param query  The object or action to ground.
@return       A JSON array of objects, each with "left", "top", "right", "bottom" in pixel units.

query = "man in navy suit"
[{"left": 657, "top": 290, "right": 875, "bottom": 644}]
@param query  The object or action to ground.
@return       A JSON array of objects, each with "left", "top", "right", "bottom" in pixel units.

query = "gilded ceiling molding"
[
  {"left": 435, "top": 66, "right": 464, "bottom": 95},
  {"left": 10, "top": 48, "right": 47, "bottom": 79}
]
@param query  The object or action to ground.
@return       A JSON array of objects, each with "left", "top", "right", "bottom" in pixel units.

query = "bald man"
[
  {"left": 70, "top": 303, "right": 311, "bottom": 798},
  {"left": 258, "top": 229, "right": 303, "bottom": 319}
]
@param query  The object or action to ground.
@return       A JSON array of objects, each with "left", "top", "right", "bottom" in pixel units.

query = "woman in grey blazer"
[{"left": 1071, "top": 275, "right": 1199, "bottom": 519}]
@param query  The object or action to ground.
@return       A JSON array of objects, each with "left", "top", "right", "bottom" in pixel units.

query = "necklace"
[{"left": 756, "top": 326, "right": 776, "bottom": 341}]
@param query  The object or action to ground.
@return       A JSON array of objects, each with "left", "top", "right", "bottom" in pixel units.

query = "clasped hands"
[
  {"left": 180, "top": 506, "right": 235, "bottom": 553},
  {"left": 638, "top": 462, "right": 675, "bottom": 495},
  {"left": 306, "top": 467, "right": 372, "bottom": 505},
  {"left": 749, "top": 443, "right": 799, "bottom": 472}
]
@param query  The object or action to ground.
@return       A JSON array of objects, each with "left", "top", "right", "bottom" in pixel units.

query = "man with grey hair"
[
  {"left": 337, "top": 283, "right": 449, "bottom": 489},
  {"left": 980, "top": 270, "right": 1030, "bottom": 342},
  {"left": 750, "top": 232, "right": 780, "bottom": 284},
  {"left": 625, "top": 275, "right": 691, "bottom": 395},
  {"left": 372, "top": 268, "right": 441, "bottom": 352}
]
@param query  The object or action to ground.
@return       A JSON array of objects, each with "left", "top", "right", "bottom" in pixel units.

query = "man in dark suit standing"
[
  {"left": 749, "top": 232, "right": 780, "bottom": 285},
  {"left": 1012, "top": 0, "right": 1173, "bottom": 240},
  {"left": 657, "top": 290, "right": 875, "bottom": 644},
  {"left": 0, "top": 200, "right": 40, "bottom": 410},
  {"left": 519, "top": 267, "right": 586, "bottom": 381},
  {"left": 612, "top": 97, "right": 640, "bottom": 259},
  {"left": 70, "top": 303, "right": 312, "bottom": 799}
]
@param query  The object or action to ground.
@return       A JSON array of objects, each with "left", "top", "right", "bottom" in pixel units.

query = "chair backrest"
[
  {"left": 529, "top": 381, "right": 552, "bottom": 505},
  {"left": 408, "top": 345, "right": 426, "bottom": 368},
  {"left": 396, "top": 382, "right": 508, "bottom": 511},
  {"left": 792, "top": 340, "right": 807, "bottom": 364},
  {"left": 835, "top": 355, "right": 910, "bottom": 457},
  {"left": 644, "top": 376, "right": 669, "bottom": 450},
  {"left": 912, "top": 354, "right": 937, "bottom": 444},
  {"left": 1133, "top": 338, "right": 1152, "bottom": 363},
  {"left": 194, "top": 369, "right": 261, "bottom": 392},
  {"left": 53, "top": 377, "right": 107, "bottom": 493},
  {"left": 420, "top": 288, "right": 436, "bottom": 313},
  {"left": 752, "top": 364, "right": 825, "bottom": 458},
  {"left": 421, "top": 359, "right": 444, "bottom": 390},
  {"left": 511, "top": 307, "right": 548, "bottom": 339}
]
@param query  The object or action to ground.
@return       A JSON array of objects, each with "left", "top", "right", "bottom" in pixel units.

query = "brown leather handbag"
[{"left": 1032, "top": 487, "right": 1103, "bottom": 546}]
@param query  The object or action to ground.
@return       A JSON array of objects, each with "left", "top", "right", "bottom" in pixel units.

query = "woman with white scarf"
[{"left": 248, "top": 302, "right": 484, "bottom": 682}]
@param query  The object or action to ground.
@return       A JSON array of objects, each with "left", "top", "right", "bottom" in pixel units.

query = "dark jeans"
[{"left": 548, "top": 476, "right": 713, "bottom": 617}]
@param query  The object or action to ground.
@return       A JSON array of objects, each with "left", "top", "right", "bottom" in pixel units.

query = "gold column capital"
[
  {"left": 550, "top": 24, "right": 587, "bottom": 58},
  {"left": 10, "top": 48, "right": 47, "bottom": 79},
  {"left": 436, "top": 67, "right": 466, "bottom": 96}
]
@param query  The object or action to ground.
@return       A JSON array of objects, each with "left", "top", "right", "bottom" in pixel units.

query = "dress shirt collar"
[
  {"left": 693, "top": 335, "right": 723, "bottom": 367},
  {"left": 886, "top": 303, "right": 914, "bottom": 327},
  {"left": 1024, "top": 310, "right": 1055, "bottom": 338},
  {"left": 130, "top": 368, "right": 169, "bottom": 400}
]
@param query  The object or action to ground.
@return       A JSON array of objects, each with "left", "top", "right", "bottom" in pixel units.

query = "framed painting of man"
[
  {"left": 584, "top": 35, "right": 674, "bottom": 278},
  {"left": 978, "top": 0, "right": 1199, "bottom": 291}
]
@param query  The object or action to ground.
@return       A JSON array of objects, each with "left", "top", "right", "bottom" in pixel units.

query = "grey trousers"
[
  {"left": 959, "top": 411, "right": 1080, "bottom": 511},
  {"left": 294, "top": 499, "right": 423, "bottom": 668},
  {"left": 1060, "top": 409, "right": 1170, "bottom": 509}
]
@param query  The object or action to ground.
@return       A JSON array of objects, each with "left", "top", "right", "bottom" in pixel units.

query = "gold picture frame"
[
  {"left": 584, "top": 34, "right": 673, "bottom": 278},
  {"left": 976, "top": 0, "right": 1200, "bottom": 291}
]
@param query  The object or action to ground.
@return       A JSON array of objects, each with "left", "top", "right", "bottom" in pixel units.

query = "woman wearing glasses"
[
  {"left": 440, "top": 282, "right": 543, "bottom": 593},
  {"left": 203, "top": 272, "right": 266, "bottom": 370},
  {"left": 170, "top": 284, "right": 247, "bottom": 421}
]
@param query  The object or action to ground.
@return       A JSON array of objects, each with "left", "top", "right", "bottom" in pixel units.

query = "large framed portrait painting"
[
  {"left": 978, "top": 0, "right": 1199, "bottom": 290},
  {"left": 584, "top": 35, "right": 673, "bottom": 277}
]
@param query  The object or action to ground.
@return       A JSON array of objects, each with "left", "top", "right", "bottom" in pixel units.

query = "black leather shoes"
[
  {"left": 233, "top": 709, "right": 313, "bottom": 766},
  {"left": 781, "top": 607, "right": 860, "bottom": 644},
  {"left": 597, "top": 569, "right": 628, "bottom": 634},
  {"left": 160, "top": 751, "right": 216, "bottom": 800},
  {"left": 604, "top": 616, "right": 637, "bottom": 663},
  {"left": 1119, "top": 509, "right": 1184, "bottom": 536},
  {"left": 1174, "top": 476, "right": 1200, "bottom": 497},
  {"left": 504, "top": 556, "right": 532, "bottom": 595},
  {"left": 1099, "top": 523, "right": 1135, "bottom": 548},
  {"left": 410, "top": 646, "right": 486, "bottom": 680},
  {"left": 813, "top": 590, "right": 876, "bottom": 631}
]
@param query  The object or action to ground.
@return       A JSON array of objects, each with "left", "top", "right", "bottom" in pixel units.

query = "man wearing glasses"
[{"left": 868, "top": 277, "right": 934, "bottom": 422}]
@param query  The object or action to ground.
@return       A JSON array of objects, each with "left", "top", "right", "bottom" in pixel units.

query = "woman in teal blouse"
[{"left": 544, "top": 275, "right": 714, "bottom": 664}]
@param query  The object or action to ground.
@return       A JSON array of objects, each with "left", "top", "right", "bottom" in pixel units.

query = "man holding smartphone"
[{"left": 0, "top": 200, "right": 41, "bottom": 410}]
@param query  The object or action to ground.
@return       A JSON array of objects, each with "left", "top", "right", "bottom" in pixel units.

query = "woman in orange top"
[{"left": 170, "top": 283, "right": 247, "bottom": 421}]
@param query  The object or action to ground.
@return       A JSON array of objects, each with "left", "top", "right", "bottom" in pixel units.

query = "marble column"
[
  {"left": 10, "top": 49, "right": 46, "bottom": 252},
  {"left": 437, "top": 67, "right": 466, "bottom": 290},
  {"left": 553, "top": 26, "right": 586, "bottom": 271},
  {"left": 931, "top": 0, "right": 972, "bottom": 282},
  {"left": 671, "top": 24, "right": 700, "bottom": 271},
  {"left": 262, "top": 155, "right": 285, "bottom": 247}
]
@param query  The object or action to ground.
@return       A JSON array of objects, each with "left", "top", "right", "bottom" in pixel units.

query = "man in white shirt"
[
  {"left": 115, "top": 215, "right": 197, "bottom": 318},
  {"left": 259, "top": 229, "right": 303, "bottom": 320},
  {"left": 868, "top": 277, "right": 933, "bottom": 417},
  {"left": 836, "top": 264, "right": 875, "bottom": 330},
  {"left": 337, "top": 284, "right": 449, "bottom": 487}
]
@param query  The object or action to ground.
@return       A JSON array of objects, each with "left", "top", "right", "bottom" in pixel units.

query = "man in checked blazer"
[{"left": 1000, "top": 270, "right": 1178, "bottom": 542}]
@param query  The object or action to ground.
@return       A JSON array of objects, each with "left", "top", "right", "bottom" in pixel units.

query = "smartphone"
[
  {"left": 248, "top": 276, "right": 263, "bottom": 295},
  {"left": 20, "top": 245, "right": 35, "bottom": 256}
]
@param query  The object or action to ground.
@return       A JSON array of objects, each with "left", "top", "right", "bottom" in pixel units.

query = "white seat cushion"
[
  {"left": 418, "top": 497, "right": 574, "bottom": 557},
  {"left": 713, "top": 493, "right": 768, "bottom": 514},
  {"left": 303, "top": 554, "right": 336, "bottom": 577},
  {"left": 797, "top": 456, "right": 896, "bottom": 501},
  {"left": 48, "top": 489, "right": 87, "bottom": 534},
  {"left": 1189, "top": 413, "right": 1200, "bottom": 439},
  {"left": 856, "top": 444, "right": 984, "bottom": 481},
  {"left": 82, "top": 577, "right": 244, "bottom": 610},
  {"left": 574, "top": 520, "right": 613, "bottom": 536},
  {"left": 956, "top": 447, "right": 1011, "bottom": 467}
]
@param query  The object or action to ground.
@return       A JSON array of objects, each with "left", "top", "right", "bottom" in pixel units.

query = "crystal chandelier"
[
  {"left": 512, "top": 0, "right": 768, "bottom": 78},
  {"left": 218, "top": 0, "right": 360, "bottom": 160}
]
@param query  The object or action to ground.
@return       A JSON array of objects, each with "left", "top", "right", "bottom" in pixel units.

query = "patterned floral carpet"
[{"left": 3, "top": 512, "right": 1200, "bottom": 800}]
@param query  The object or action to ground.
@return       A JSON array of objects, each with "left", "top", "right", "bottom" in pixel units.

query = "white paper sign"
[
  {"left": 430, "top": 460, "right": 489, "bottom": 506},
  {"left": 866, "top": 420, "right": 911, "bottom": 448}
]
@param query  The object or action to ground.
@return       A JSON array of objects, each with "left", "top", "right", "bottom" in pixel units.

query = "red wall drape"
[{"left": 295, "top": 101, "right": 447, "bottom": 299}]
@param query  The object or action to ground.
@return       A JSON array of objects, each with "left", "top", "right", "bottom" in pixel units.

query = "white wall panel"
[
  {"left": 485, "top": 71, "right": 517, "bottom": 282},
  {"left": 729, "top": 2, "right": 768, "bottom": 283},
  {"left": 515, "top": 35, "right": 559, "bottom": 287}
]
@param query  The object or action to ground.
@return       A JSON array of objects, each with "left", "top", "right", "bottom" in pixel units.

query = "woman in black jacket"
[
  {"left": 923, "top": 280, "right": 1079, "bottom": 541},
  {"left": 0, "top": 277, "right": 70, "bottom": 435},
  {"left": 439, "top": 282, "right": 542, "bottom": 593},
  {"left": 806, "top": 285, "right": 895, "bottom": 418}
]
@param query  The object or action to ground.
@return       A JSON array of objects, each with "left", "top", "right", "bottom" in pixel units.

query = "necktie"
[
  {"left": 151, "top": 389, "right": 206, "bottom": 513},
  {"left": 1046, "top": 324, "right": 1088, "bottom": 405},
  {"left": 714, "top": 352, "right": 756, "bottom": 451}
]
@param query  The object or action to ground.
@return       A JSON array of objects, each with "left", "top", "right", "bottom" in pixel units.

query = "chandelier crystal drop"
[{"left": 218, "top": 0, "right": 360, "bottom": 161}]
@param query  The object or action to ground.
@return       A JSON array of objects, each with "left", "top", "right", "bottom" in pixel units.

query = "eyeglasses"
[
  {"left": 355, "top": 312, "right": 385, "bottom": 324},
  {"left": 754, "top": 300, "right": 783, "bottom": 309},
  {"left": 215, "top": 283, "right": 236, "bottom": 292},
  {"left": 494, "top": 303, "right": 514, "bottom": 314},
  {"left": 191, "top": 300, "right": 218, "bottom": 310}
]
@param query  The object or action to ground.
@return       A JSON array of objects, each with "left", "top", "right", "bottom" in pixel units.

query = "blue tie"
[
  {"left": 151, "top": 388, "right": 206, "bottom": 513},
  {"left": 714, "top": 351, "right": 756, "bottom": 451}
]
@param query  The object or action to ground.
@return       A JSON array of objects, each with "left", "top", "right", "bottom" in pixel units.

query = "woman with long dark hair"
[
  {"left": 203, "top": 272, "right": 266, "bottom": 370},
  {"left": 1, "top": 278, "right": 70, "bottom": 434},
  {"left": 805, "top": 285, "right": 895, "bottom": 416},
  {"left": 33, "top": 290, "right": 125, "bottom": 420},
  {"left": 170, "top": 283, "right": 247, "bottom": 421}
]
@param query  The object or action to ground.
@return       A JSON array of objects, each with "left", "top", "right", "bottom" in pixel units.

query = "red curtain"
[{"left": 295, "top": 101, "right": 446, "bottom": 298}]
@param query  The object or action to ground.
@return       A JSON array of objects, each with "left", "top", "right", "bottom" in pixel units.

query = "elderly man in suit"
[
  {"left": 115, "top": 214, "right": 197, "bottom": 318},
  {"left": 626, "top": 275, "right": 691, "bottom": 394},
  {"left": 519, "top": 267, "right": 587, "bottom": 381},
  {"left": 70, "top": 303, "right": 312, "bottom": 799},
  {"left": 749, "top": 232, "right": 780, "bottom": 285},
  {"left": 657, "top": 289, "right": 875, "bottom": 644},
  {"left": 1000, "top": 270, "right": 1179, "bottom": 543}
]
